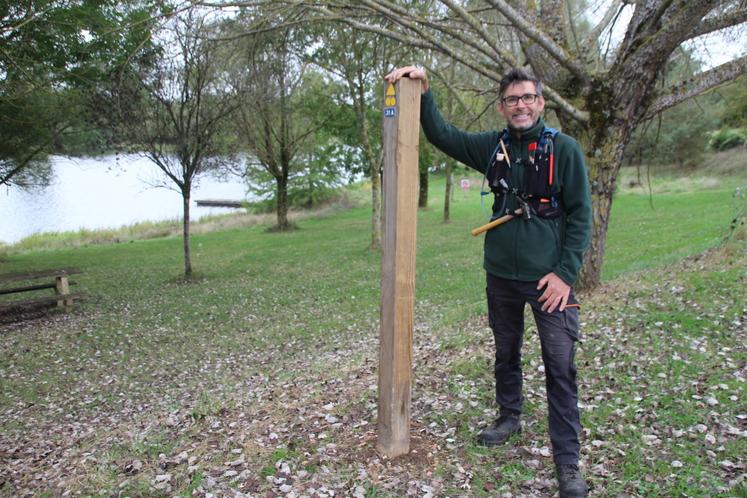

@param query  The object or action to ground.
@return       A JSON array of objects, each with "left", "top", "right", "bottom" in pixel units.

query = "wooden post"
[
  {"left": 55, "top": 275, "right": 72, "bottom": 310},
  {"left": 378, "top": 77, "right": 421, "bottom": 458}
]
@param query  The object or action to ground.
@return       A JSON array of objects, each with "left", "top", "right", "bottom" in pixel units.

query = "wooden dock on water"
[{"left": 195, "top": 199, "right": 246, "bottom": 208}]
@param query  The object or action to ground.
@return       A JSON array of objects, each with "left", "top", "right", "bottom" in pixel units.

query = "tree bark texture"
[
  {"left": 276, "top": 173, "right": 290, "bottom": 231},
  {"left": 418, "top": 166, "right": 428, "bottom": 208},
  {"left": 358, "top": 83, "right": 382, "bottom": 249},
  {"left": 371, "top": 157, "right": 383, "bottom": 249},
  {"left": 182, "top": 189, "right": 192, "bottom": 277},
  {"left": 443, "top": 159, "right": 453, "bottom": 222}
]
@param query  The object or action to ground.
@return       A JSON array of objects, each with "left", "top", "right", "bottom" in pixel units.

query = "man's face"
[{"left": 498, "top": 81, "right": 545, "bottom": 131}]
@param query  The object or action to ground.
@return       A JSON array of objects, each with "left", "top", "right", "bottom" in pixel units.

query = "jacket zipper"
[{"left": 512, "top": 151, "right": 522, "bottom": 278}]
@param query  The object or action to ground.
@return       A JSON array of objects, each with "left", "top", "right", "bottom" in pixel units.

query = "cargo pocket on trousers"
[{"left": 561, "top": 305, "right": 580, "bottom": 341}]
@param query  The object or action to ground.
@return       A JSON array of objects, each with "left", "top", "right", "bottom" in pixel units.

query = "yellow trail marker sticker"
[{"left": 385, "top": 83, "right": 396, "bottom": 107}]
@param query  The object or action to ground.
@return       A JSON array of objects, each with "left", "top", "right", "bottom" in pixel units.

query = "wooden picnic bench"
[{"left": 0, "top": 268, "right": 85, "bottom": 314}]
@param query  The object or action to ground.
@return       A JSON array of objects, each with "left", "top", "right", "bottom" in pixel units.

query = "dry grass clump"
[{"left": 2, "top": 190, "right": 366, "bottom": 254}]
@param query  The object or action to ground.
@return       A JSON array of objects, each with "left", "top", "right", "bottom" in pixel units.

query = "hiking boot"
[
  {"left": 556, "top": 464, "right": 588, "bottom": 498},
  {"left": 476, "top": 415, "right": 520, "bottom": 446}
]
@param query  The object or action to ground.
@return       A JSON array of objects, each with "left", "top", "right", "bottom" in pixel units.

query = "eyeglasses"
[{"left": 501, "top": 94, "right": 539, "bottom": 107}]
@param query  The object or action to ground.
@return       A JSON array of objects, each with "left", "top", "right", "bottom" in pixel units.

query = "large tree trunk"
[
  {"left": 358, "top": 97, "right": 381, "bottom": 250},
  {"left": 418, "top": 167, "right": 428, "bottom": 208},
  {"left": 580, "top": 186, "right": 612, "bottom": 289},
  {"left": 574, "top": 117, "right": 632, "bottom": 289},
  {"left": 182, "top": 188, "right": 192, "bottom": 277},
  {"left": 443, "top": 158, "right": 453, "bottom": 222},
  {"left": 275, "top": 172, "right": 290, "bottom": 230},
  {"left": 419, "top": 137, "right": 431, "bottom": 208},
  {"left": 371, "top": 157, "right": 382, "bottom": 249}
]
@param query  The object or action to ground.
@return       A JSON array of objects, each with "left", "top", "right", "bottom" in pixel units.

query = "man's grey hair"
[{"left": 499, "top": 69, "right": 543, "bottom": 97}]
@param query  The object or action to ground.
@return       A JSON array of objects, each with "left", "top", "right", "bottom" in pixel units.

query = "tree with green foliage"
[
  {"left": 0, "top": 0, "right": 161, "bottom": 188},
  {"left": 707, "top": 74, "right": 747, "bottom": 152},
  {"left": 426, "top": 57, "right": 491, "bottom": 222},
  {"left": 245, "top": 141, "right": 354, "bottom": 213},
  {"left": 309, "top": 23, "right": 399, "bottom": 249},
  {"left": 718, "top": 75, "right": 747, "bottom": 128},
  {"left": 229, "top": 22, "right": 339, "bottom": 231},
  {"left": 624, "top": 48, "right": 722, "bottom": 170}
]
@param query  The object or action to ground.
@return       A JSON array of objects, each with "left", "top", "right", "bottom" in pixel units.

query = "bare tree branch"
[
  {"left": 614, "top": 2, "right": 717, "bottom": 83},
  {"left": 358, "top": 0, "right": 508, "bottom": 74},
  {"left": 646, "top": 54, "right": 747, "bottom": 119},
  {"left": 298, "top": 3, "right": 433, "bottom": 52},
  {"left": 315, "top": 1, "right": 590, "bottom": 122},
  {"left": 483, "top": 0, "right": 589, "bottom": 83},
  {"left": 198, "top": 0, "right": 591, "bottom": 121},
  {"left": 209, "top": 15, "right": 342, "bottom": 40},
  {"left": 427, "top": 64, "right": 481, "bottom": 124},
  {"left": 438, "top": 0, "right": 515, "bottom": 67},
  {"left": 685, "top": 7, "right": 747, "bottom": 40},
  {"left": 580, "top": 0, "right": 623, "bottom": 54},
  {"left": 565, "top": 0, "right": 581, "bottom": 52},
  {"left": 642, "top": 2, "right": 718, "bottom": 61},
  {"left": 307, "top": 3, "right": 503, "bottom": 82},
  {"left": 544, "top": 86, "right": 590, "bottom": 122}
]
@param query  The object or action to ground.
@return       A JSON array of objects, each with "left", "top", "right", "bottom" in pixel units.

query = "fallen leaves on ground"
[{"left": 1, "top": 245, "right": 745, "bottom": 497}]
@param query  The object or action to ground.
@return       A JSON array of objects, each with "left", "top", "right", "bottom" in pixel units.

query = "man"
[{"left": 385, "top": 66, "right": 592, "bottom": 498}]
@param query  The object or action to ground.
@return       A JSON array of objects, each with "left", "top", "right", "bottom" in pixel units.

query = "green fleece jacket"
[{"left": 420, "top": 89, "right": 592, "bottom": 285}]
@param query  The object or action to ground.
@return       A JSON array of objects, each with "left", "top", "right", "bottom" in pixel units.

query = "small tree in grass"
[
  {"left": 113, "top": 10, "right": 239, "bottom": 276},
  {"left": 228, "top": 21, "right": 338, "bottom": 231}
]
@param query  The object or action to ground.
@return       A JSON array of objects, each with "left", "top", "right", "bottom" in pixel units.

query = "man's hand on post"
[
  {"left": 537, "top": 272, "right": 570, "bottom": 313},
  {"left": 384, "top": 66, "right": 429, "bottom": 93}
]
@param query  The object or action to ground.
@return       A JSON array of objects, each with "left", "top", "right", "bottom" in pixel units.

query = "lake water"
[{"left": 0, "top": 155, "right": 248, "bottom": 244}]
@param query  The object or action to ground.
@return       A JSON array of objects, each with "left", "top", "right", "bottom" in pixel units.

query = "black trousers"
[{"left": 486, "top": 273, "right": 582, "bottom": 465}]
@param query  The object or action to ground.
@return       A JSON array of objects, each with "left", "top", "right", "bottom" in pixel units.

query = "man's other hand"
[
  {"left": 384, "top": 65, "right": 429, "bottom": 93},
  {"left": 537, "top": 272, "right": 571, "bottom": 313}
]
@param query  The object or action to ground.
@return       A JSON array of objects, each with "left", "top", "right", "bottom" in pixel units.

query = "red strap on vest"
[{"left": 549, "top": 152, "right": 554, "bottom": 186}]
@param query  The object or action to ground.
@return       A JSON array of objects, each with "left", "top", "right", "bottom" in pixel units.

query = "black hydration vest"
[{"left": 486, "top": 126, "right": 563, "bottom": 219}]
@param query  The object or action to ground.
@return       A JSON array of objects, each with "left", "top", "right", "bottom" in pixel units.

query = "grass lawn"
[{"left": 0, "top": 162, "right": 745, "bottom": 497}]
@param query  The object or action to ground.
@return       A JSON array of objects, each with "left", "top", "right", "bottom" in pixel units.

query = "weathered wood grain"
[{"left": 378, "top": 78, "right": 421, "bottom": 458}]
